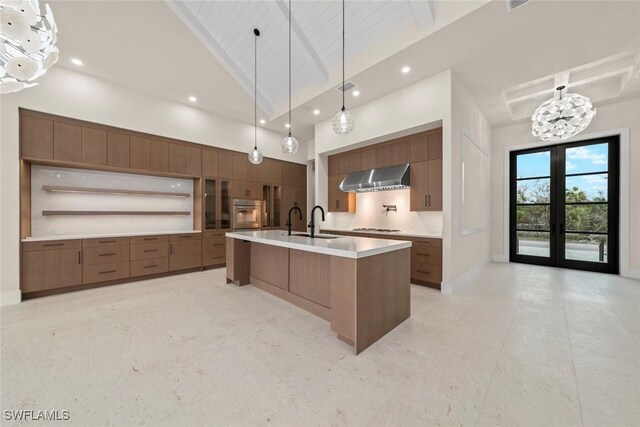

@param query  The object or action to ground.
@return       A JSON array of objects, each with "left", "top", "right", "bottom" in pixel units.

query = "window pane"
[
  {"left": 566, "top": 204, "right": 608, "bottom": 233},
  {"left": 517, "top": 151, "right": 550, "bottom": 179},
  {"left": 566, "top": 143, "right": 608, "bottom": 175},
  {"left": 517, "top": 231, "right": 550, "bottom": 257},
  {"left": 517, "top": 178, "right": 550, "bottom": 204},
  {"left": 566, "top": 174, "right": 608, "bottom": 202},
  {"left": 517, "top": 205, "right": 550, "bottom": 231},
  {"left": 565, "top": 233, "right": 608, "bottom": 263}
]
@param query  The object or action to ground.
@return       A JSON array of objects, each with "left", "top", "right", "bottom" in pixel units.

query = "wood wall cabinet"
[
  {"left": 261, "top": 158, "right": 282, "bottom": 184},
  {"left": 337, "top": 156, "right": 350, "bottom": 175},
  {"left": 409, "top": 159, "right": 442, "bottom": 211},
  {"left": 21, "top": 115, "right": 53, "bottom": 159},
  {"left": 186, "top": 146, "right": 202, "bottom": 176},
  {"left": 218, "top": 151, "right": 233, "bottom": 179},
  {"left": 328, "top": 175, "right": 355, "bottom": 213},
  {"left": 169, "top": 143, "right": 187, "bottom": 174},
  {"left": 202, "top": 148, "right": 219, "bottom": 177},
  {"left": 361, "top": 148, "right": 376, "bottom": 170},
  {"left": 232, "top": 154, "right": 248, "bottom": 180},
  {"left": 21, "top": 242, "right": 82, "bottom": 293},
  {"left": 82, "top": 127, "right": 107, "bottom": 165},
  {"left": 149, "top": 139, "right": 169, "bottom": 172},
  {"left": 282, "top": 162, "right": 306, "bottom": 187},
  {"left": 169, "top": 234, "right": 202, "bottom": 271},
  {"left": 247, "top": 162, "right": 261, "bottom": 182},
  {"left": 348, "top": 152, "right": 362, "bottom": 173},
  {"left": 53, "top": 121, "right": 82, "bottom": 162},
  {"left": 107, "top": 132, "right": 130, "bottom": 167},
  {"left": 231, "top": 180, "right": 261, "bottom": 200},
  {"left": 375, "top": 145, "right": 394, "bottom": 168},
  {"left": 129, "top": 136, "right": 150, "bottom": 170},
  {"left": 282, "top": 185, "right": 306, "bottom": 231}
]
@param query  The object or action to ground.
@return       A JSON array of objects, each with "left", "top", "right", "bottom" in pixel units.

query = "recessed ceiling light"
[
  {"left": 260, "top": 119, "right": 266, "bottom": 124},
  {"left": 401, "top": 66, "right": 411, "bottom": 74},
  {"left": 188, "top": 96, "right": 197, "bottom": 102},
  {"left": 71, "top": 58, "right": 83, "bottom": 66},
  {"left": 285, "top": 123, "right": 291, "bottom": 128},
  {"left": 352, "top": 90, "right": 360, "bottom": 97},
  {"left": 313, "top": 109, "right": 320, "bottom": 115}
]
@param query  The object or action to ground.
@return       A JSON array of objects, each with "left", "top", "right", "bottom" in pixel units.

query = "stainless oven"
[{"left": 232, "top": 199, "right": 261, "bottom": 230}]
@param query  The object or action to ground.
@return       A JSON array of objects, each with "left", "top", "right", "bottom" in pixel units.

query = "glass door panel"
[
  {"left": 220, "top": 180, "right": 231, "bottom": 229},
  {"left": 273, "top": 185, "right": 282, "bottom": 228},
  {"left": 204, "top": 179, "right": 217, "bottom": 230},
  {"left": 262, "top": 185, "right": 271, "bottom": 227}
]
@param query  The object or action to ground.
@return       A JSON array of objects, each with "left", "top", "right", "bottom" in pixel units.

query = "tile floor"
[{"left": 1, "top": 263, "right": 639, "bottom": 426}]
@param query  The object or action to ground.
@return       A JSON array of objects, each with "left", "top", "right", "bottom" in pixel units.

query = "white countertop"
[
  {"left": 22, "top": 230, "right": 201, "bottom": 242},
  {"left": 226, "top": 230, "right": 411, "bottom": 259},
  {"left": 320, "top": 228, "right": 442, "bottom": 239}
]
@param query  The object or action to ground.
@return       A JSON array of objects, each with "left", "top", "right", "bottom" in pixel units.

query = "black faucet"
[
  {"left": 286, "top": 206, "right": 303, "bottom": 236},
  {"left": 308, "top": 205, "right": 325, "bottom": 238}
]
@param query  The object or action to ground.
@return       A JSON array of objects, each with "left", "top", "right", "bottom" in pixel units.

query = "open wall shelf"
[
  {"left": 42, "top": 185, "right": 190, "bottom": 198},
  {"left": 42, "top": 211, "right": 191, "bottom": 216}
]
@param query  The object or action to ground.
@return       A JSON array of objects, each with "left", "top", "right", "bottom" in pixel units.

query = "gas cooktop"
[{"left": 352, "top": 228, "right": 402, "bottom": 233}]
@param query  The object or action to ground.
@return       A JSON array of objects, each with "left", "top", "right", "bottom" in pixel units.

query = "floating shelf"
[
  {"left": 42, "top": 210, "right": 190, "bottom": 216},
  {"left": 42, "top": 185, "right": 190, "bottom": 198}
]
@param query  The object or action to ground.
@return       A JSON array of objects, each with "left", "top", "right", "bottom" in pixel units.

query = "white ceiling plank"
[
  {"left": 265, "top": 0, "right": 330, "bottom": 84},
  {"left": 165, "top": 1, "right": 274, "bottom": 116},
  {"left": 409, "top": 0, "right": 435, "bottom": 30}
]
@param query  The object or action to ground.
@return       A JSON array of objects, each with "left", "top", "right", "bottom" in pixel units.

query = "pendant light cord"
[
  {"left": 254, "top": 30, "right": 257, "bottom": 150},
  {"left": 288, "top": 0, "right": 292, "bottom": 137},
  {"left": 342, "top": 0, "right": 345, "bottom": 110}
]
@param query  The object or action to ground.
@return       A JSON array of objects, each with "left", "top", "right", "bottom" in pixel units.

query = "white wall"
[
  {"left": 491, "top": 97, "right": 640, "bottom": 276},
  {"left": 446, "top": 73, "right": 493, "bottom": 293},
  {"left": 0, "top": 66, "right": 307, "bottom": 301}
]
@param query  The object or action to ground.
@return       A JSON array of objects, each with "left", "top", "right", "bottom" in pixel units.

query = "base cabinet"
[
  {"left": 169, "top": 234, "right": 202, "bottom": 271},
  {"left": 21, "top": 246, "right": 82, "bottom": 293}
]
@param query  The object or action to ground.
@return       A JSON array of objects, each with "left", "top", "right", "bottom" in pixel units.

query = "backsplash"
[
  {"left": 31, "top": 166, "right": 194, "bottom": 238},
  {"left": 323, "top": 189, "right": 443, "bottom": 234}
]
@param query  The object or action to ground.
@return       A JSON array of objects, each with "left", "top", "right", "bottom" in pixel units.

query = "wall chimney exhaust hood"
[{"left": 339, "top": 164, "right": 410, "bottom": 192}]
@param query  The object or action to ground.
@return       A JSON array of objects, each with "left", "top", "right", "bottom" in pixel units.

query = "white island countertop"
[{"left": 226, "top": 230, "right": 411, "bottom": 259}]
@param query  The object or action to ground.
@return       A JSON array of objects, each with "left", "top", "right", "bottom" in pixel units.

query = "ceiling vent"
[
  {"left": 506, "top": 0, "right": 530, "bottom": 12},
  {"left": 337, "top": 81, "right": 357, "bottom": 93}
]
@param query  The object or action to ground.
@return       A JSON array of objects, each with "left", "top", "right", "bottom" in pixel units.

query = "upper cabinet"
[
  {"left": 149, "top": 139, "right": 169, "bottom": 172},
  {"left": 361, "top": 148, "right": 376, "bottom": 170},
  {"left": 130, "top": 136, "right": 150, "bottom": 170},
  {"left": 232, "top": 153, "right": 248, "bottom": 180},
  {"left": 168, "top": 142, "right": 200, "bottom": 176},
  {"left": 21, "top": 115, "right": 53, "bottom": 159},
  {"left": 261, "top": 158, "right": 282, "bottom": 184},
  {"left": 283, "top": 162, "right": 306, "bottom": 188},
  {"left": 202, "top": 148, "right": 219, "bottom": 177},
  {"left": 53, "top": 121, "right": 82, "bottom": 162},
  {"left": 81, "top": 127, "right": 107, "bottom": 165},
  {"left": 107, "top": 132, "right": 130, "bottom": 168}
]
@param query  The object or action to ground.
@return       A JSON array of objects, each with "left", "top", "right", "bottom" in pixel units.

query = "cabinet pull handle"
[
  {"left": 143, "top": 249, "right": 158, "bottom": 253},
  {"left": 99, "top": 240, "right": 116, "bottom": 244},
  {"left": 213, "top": 243, "right": 223, "bottom": 247},
  {"left": 417, "top": 270, "right": 430, "bottom": 275},
  {"left": 143, "top": 237, "right": 157, "bottom": 241},
  {"left": 99, "top": 253, "right": 116, "bottom": 257},
  {"left": 417, "top": 253, "right": 430, "bottom": 257},
  {"left": 213, "top": 256, "right": 224, "bottom": 260},
  {"left": 99, "top": 270, "right": 116, "bottom": 275},
  {"left": 43, "top": 243, "right": 64, "bottom": 247},
  {"left": 78, "top": 251, "right": 82, "bottom": 264},
  {"left": 424, "top": 195, "right": 428, "bottom": 206},
  {"left": 429, "top": 195, "right": 431, "bottom": 206},
  {"left": 169, "top": 244, "right": 173, "bottom": 255},
  {"left": 143, "top": 264, "right": 158, "bottom": 269},
  {"left": 179, "top": 235, "right": 192, "bottom": 238},
  {"left": 336, "top": 200, "right": 340, "bottom": 209}
]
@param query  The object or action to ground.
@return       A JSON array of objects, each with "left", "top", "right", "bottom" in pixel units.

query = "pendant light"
[
  {"left": 331, "top": 0, "right": 354, "bottom": 135},
  {"left": 248, "top": 28, "right": 264, "bottom": 165},
  {"left": 281, "top": 0, "right": 298, "bottom": 155},
  {"left": 532, "top": 85, "right": 596, "bottom": 142}
]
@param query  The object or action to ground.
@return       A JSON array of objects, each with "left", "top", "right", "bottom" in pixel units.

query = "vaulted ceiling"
[{"left": 167, "top": 0, "right": 436, "bottom": 116}]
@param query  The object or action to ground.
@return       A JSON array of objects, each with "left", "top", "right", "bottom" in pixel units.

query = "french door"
[{"left": 510, "top": 136, "right": 619, "bottom": 274}]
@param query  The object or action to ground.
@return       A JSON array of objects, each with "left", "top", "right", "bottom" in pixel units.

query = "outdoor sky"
[{"left": 517, "top": 143, "right": 609, "bottom": 199}]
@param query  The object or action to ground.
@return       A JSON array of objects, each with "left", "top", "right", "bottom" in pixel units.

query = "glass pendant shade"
[
  {"left": 532, "top": 88, "right": 596, "bottom": 142},
  {"left": 248, "top": 147, "right": 263, "bottom": 165},
  {"left": 332, "top": 108, "right": 354, "bottom": 135},
  {"left": 281, "top": 134, "right": 299, "bottom": 155},
  {"left": 0, "top": 3, "right": 59, "bottom": 94}
]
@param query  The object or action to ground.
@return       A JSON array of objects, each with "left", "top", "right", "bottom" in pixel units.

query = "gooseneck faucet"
[
  {"left": 286, "top": 206, "right": 303, "bottom": 236},
  {"left": 308, "top": 205, "right": 325, "bottom": 238}
]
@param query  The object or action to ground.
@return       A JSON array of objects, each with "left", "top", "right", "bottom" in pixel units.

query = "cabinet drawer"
[
  {"left": 411, "top": 246, "right": 442, "bottom": 266},
  {"left": 169, "top": 233, "right": 202, "bottom": 242},
  {"left": 23, "top": 239, "right": 81, "bottom": 252},
  {"left": 130, "top": 257, "right": 169, "bottom": 277},
  {"left": 83, "top": 245, "right": 130, "bottom": 265},
  {"left": 130, "top": 235, "right": 168, "bottom": 245},
  {"left": 203, "top": 236, "right": 225, "bottom": 252},
  {"left": 83, "top": 261, "right": 129, "bottom": 284},
  {"left": 412, "top": 237, "right": 442, "bottom": 248},
  {"left": 83, "top": 237, "right": 130, "bottom": 248},
  {"left": 130, "top": 242, "right": 169, "bottom": 260},
  {"left": 411, "top": 263, "right": 442, "bottom": 283},
  {"left": 203, "top": 250, "right": 226, "bottom": 266}
]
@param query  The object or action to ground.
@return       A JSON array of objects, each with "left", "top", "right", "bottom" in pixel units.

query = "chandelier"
[
  {"left": 532, "top": 85, "right": 596, "bottom": 142},
  {"left": 0, "top": 0, "right": 59, "bottom": 94}
]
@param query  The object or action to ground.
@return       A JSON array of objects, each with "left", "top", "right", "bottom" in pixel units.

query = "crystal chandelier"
[
  {"left": 331, "top": 0, "right": 354, "bottom": 135},
  {"left": 248, "top": 28, "right": 263, "bottom": 165},
  {"left": 532, "top": 85, "right": 596, "bottom": 142},
  {"left": 0, "top": 0, "right": 59, "bottom": 94},
  {"left": 281, "top": 0, "right": 298, "bottom": 155}
]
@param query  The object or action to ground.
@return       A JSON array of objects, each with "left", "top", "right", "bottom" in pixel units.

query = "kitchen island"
[{"left": 226, "top": 230, "right": 411, "bottom": 354}]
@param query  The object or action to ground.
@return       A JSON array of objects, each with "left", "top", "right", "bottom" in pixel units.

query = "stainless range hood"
[{"left": 339, "top": 164, "right": 410, "bottom": 193}]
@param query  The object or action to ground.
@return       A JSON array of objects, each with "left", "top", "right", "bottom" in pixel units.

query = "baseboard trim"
[
  {"left": 492, "top": 254, "right": 509, "bottom": 263},
  {"left": 1, "top": 290, "right": 22, "bottom": 306},
  {"left": 441, "top": 257, "right": 491, "bottom": 295},
  {"left": 621, "top": 268, "right": 640, "bottom": 279}
]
